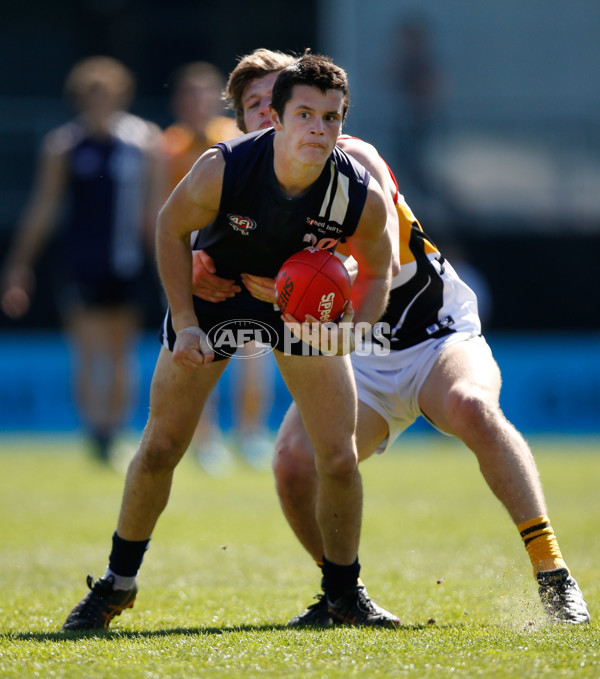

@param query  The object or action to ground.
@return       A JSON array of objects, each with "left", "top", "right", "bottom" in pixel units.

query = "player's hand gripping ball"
[{"left": 275, "top": 248, "right": 351, "bottom": 322}]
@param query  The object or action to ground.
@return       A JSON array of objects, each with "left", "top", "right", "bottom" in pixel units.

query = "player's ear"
[{"left": 270, "top": 106, "right": 282, "bottom": 130}]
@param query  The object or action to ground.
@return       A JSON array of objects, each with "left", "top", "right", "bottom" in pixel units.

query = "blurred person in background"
[
  {"left": 0, "top": 56, "right": 160, "bottom": 462},
  {"left": 159, "top": 62, "right": 239, "bottom": 195},
  {"left": 159, "top": 61, "right": 275, "bottom": 474},
  {"left": 394, "top": 14, "right": 471, "bottom": 245},
  {"left": 395, "top": 16, "right": 443, "bottom": 203},
  {"left": 193, "top": 48, "right": 589, "bottom": 627},
  {"left": 157, "top": 61, "right": 238, "bottom": 475}
]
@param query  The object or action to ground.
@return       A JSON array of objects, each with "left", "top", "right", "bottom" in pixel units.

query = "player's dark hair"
[{"left": 271, "top": 53, "right": 350, "bottom": 124}]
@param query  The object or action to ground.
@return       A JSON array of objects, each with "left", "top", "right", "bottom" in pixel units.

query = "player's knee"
[
  {"left": 137, "top": 429, "right": 187, "bottom": 474},
  {"left": 273, "top": 432, "right": 317, "bottom": 492},
  {"left": 446, "top": 385, "right": 501, "bottom": 437},
  {"left": 314, "top": 442, "right": 358, "bottom": 481}
]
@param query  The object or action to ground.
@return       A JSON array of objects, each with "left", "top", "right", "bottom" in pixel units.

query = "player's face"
[
  {"left": 242, "top": 71, "right": 280, "bottom": 133},
  {"left": 77, "top": 81, "right": 125, "bottom": 118},
  {"left": 271, "top": 85, "right": 343, "bottom": 166},
  {"left": 174, "top": 78, "right": 222, "bottom": 126}
]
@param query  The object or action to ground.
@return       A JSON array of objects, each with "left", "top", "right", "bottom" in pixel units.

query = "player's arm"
[
  {"left": 155, "top": 147, "right": 223, "bottom": 367},
  {"left": 345, "top": 179, "right": 392, "bottom": 328},
  {"left": 337, "top": 137, "right": 400, "bottom": 278},
  {"left": 1, "top": 137, "right": 68, "bottom": 318},
  {"left": 153, "top": 132, "right": 239, "bottom": 302}
]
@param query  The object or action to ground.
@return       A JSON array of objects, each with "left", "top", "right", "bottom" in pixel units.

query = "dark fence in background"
[{"left": 2, "top": 227, "right": 599, "bottom": 334}]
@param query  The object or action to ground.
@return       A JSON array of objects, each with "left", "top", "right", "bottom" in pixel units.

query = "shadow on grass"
[
  {"left": 4, "top": 625, "right": 287, "bottom": 642},
  {"left": 3, "top": 622, "right": 459, "bottom": 642}
]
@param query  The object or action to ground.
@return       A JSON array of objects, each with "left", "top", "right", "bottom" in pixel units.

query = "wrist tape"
[{"left": 177, "top": 326, "right": 204, "bottom": 338}]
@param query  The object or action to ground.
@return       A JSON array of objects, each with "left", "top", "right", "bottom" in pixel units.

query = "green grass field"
[{"left": 1, "top": 434, "right": 598, "bottom": 678}]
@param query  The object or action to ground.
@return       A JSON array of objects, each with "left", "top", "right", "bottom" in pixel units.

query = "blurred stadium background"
[{"left": 1, "top": 0, "right": 599, "bottom": 437}]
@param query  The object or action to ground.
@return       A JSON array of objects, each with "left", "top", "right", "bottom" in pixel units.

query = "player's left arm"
[
  {"left": 345, "top": 179, "right": 392, "bottom": 328},
  {"left": 337, "top": 137, "right": 400, "bottom": 278}
]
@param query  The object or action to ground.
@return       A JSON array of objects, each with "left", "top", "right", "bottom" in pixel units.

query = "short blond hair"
[
  {"left": 225, "top": 48, "right": 296, "bottom": 132},
  {"left": 64, "top": 56, "right": 135, "bottom": 107}
]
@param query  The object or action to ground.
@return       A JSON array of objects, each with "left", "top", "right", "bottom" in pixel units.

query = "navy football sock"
[
  {"left": 108, "top": 531, "right": 150, "bottom": 578},
  {"left": 321, "top": 556, "right": 361, "bottom": 603}
]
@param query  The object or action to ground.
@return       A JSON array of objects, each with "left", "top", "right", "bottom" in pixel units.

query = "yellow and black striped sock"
[{"left": 518, "top": 515, "right": 568, "bottom": 577}]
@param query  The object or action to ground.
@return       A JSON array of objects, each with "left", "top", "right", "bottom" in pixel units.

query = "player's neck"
[
  {"left": 180, "top": 117, "right": 211, "bottom": 141},
  {"left": 79, "top": 110, "right": 120, "bottom": 137},
  {"left": 272, "top": 143, "right": 323, "bottom": 198}
]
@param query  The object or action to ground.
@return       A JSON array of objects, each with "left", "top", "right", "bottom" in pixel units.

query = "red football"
[{"left": 275, "top": 248, "right": 351, "bottom": 322}]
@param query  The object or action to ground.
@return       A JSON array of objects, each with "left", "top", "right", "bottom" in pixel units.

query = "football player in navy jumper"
[
  {"left": 61, "top": 54, "right": 400, "bottom": 631},
  {"left": 194, "top": 49, "right": 590, "bottom": 627}
]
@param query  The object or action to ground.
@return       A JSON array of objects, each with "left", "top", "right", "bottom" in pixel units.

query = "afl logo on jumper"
[{"left": 228, "top": 214, "right": 257, "bottom": 235}]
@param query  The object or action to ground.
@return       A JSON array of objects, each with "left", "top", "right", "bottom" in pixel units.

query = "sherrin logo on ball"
[
  {"left": 275, "top": 248, "right": 351, "bottom": 322},
  {"left": 317, "top": 292, "right": 336, "bottom": 322}
]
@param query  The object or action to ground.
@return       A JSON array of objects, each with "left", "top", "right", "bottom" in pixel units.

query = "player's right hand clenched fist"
[{"left": 173, "top": 326, "right": 214, "bottom": 369}]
